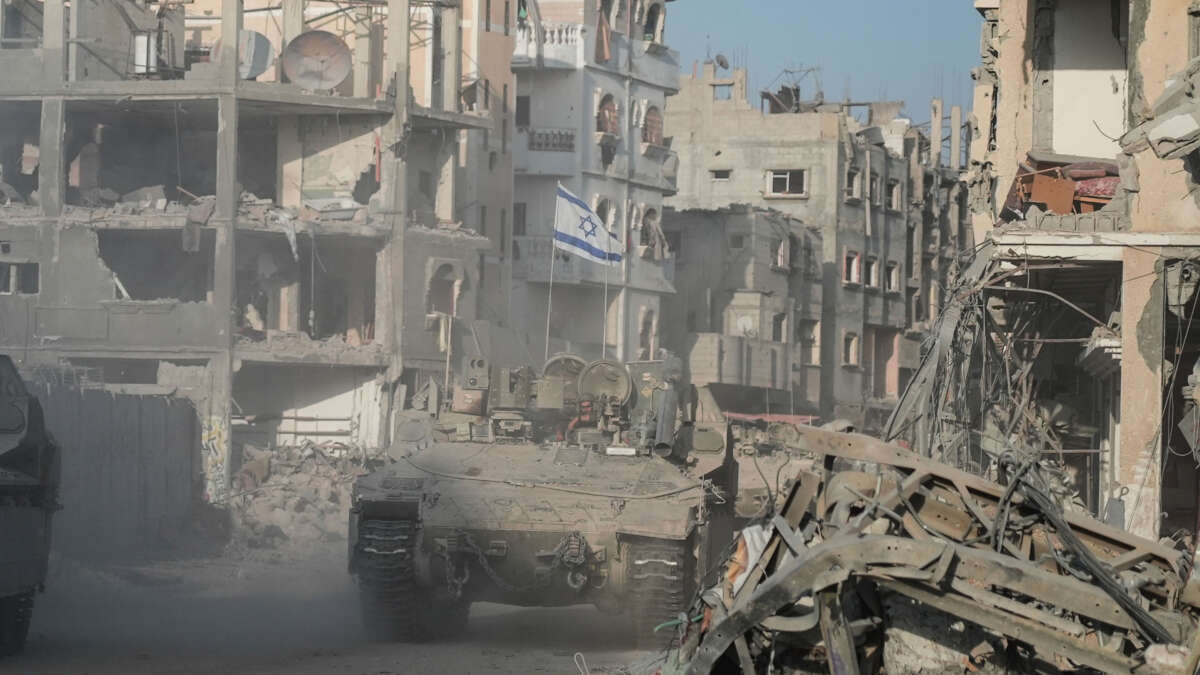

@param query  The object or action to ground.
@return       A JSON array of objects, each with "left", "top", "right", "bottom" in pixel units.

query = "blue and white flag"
[{"left": 553, "top": 184, "right": 622, "bottom": 266}]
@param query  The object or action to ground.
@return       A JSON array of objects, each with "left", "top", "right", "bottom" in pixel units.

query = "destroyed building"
[
  {"left": 509, "top": 0, "right": 679, "bottom": 360},
  {"left": 662, "top": 62, "right": 969, "bottom": 433},
  {"left": 0, "top": 0, "right": 513, "bottom": 551},
  {"left": 892, "top": 0, "right": 1200, "bottom": 542}
]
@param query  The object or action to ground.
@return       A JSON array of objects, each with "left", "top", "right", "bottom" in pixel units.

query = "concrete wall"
[
  {"left": 1049, "top": 0, "right": 1126, "bottom": 158},
  {"left": 30, "top": 379, "right": 199, "bottom": 562},
  {"left": 232, "top": 363, "right": 384, "bottom": 449}
]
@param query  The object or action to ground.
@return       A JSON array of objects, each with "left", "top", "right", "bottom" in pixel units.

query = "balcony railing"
[
  {"left": 528, "top": 127, "right": 576, "bottom": 152},
  {"left": 513, "top": 22, "right": 584, "bottom": 69}
]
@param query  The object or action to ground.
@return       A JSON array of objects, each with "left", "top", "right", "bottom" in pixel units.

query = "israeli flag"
[{"left": 553, "top": 184, "right": 622, "bottom": 266}]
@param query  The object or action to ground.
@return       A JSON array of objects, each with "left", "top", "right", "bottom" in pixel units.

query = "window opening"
[{"left": 768, "top": 169, "right": 806, "bottom": 195}]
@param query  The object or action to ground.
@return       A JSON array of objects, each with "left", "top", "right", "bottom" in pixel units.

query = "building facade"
[
  {"left": 509, "top": 0, "right": 680, "bottom": 361},
  {"left": 663, "top": 62, "right": 968, "bottom": 432},
  {"left": 908, "top": 0, "right": 1200, "bottom": 540},
  {"left": 0, "top": 0, "right": 510, "bottom": 517}
]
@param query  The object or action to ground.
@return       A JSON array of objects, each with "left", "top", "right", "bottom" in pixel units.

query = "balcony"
[
  {"left": 513, "top": 22, "right": 584, "bottom": 70},
  {"left": 514, "top": 127, "right": 577, "bottom": 177},
  {"left": 513, "top": 235, "right": 674, "bottom": 294},
  {"left": 631, "top": 40, "right": 682, "bottom": 93}
]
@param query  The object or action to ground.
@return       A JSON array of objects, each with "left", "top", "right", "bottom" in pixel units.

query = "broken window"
[
  {"left": 710, "top": 169, "right": 731, "bottom": 181},
  {"left": 513, "top": 202, "right": 527, "bottom": 236},
  {"left": 0, "top": 261, "right": 38, "bottom": 295},
  {"left": 888, "top": 179, "right": 902, "bottom": 210},
  {"left": 842, "top": 332, "right": 859, "bottom": 366},
  {"left": 885, "top": 261, "right": 900, "bottom": 292},
  {"left": 844, "top": 251, "right": 861, "bottom": 284},
  {"left": 98, "top": 230, "right": 214, "bottom": 302},
  {"left": 865, "top": 257, "right": 879, "bottom": 288},
  {"left": 797, "top": 319, "right": 819, "bottom": 365},
  {"left": 768, "top": 169, "right": 806, "bottom": 196},
  {"left": 596, "top": 94, "right": 619, "bottom": 135},
  {"left": 516, "top": 95, "right": 531, "bottom": 128},
  {"left": 844, "top": 168, "right": 862, "bottom": 200},
  {"left": 500, "top": 209, "right": 508, "bottom": 255},
  {"left": 427, "top": 264, "right": 460, "bottom": 315},
  {"left": 643, "top": 2, "right": 664, "bottom": 42},
  {"left": 769, "top": 238, "right": 788, "bottom": 268},
  {"left": 713, "top": 84, "right": 732, "bottom": 101},
  {"left": 638, "top": 308, "right": 656, "bottom": 360},
  {"left": 771, "top": 313, "right": 786, "bottom": 342},
  {"left": 642, "top": 106, "right": 664, "bottom": 145}
]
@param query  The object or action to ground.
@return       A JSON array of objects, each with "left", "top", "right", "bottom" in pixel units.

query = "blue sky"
[{"left": 665, "top": 0, "right": 982, "bottom": 124}]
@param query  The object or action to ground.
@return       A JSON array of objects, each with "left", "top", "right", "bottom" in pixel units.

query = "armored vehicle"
[
  {"left": 349, "top": 354, "right": 737, "bottom": 645},
  {"left": 0, "top": 355, "right": 58, "bottom": 657}
]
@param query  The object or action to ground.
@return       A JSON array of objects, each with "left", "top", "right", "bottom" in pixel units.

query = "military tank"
[
  {"left": 0, "top": 355, "right": 59, "bottom": 657},
  {"left": 349, "top": 354, "right": 737, "bottom": 646}
]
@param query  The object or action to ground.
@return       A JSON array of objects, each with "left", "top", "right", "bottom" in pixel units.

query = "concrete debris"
[
  {"left": 657, "top": 424, "right": 1200, "bottom": 675},
  {"left": 229, "top": 442, "right": 366, "bottom": 551}
]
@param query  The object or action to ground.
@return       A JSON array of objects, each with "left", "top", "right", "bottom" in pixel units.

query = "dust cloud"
[{"left": 10, "top": 547, "right": 649, "bottom": 674}]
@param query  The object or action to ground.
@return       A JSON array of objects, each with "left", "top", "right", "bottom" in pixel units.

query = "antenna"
[{"left": 282, "top": 30, "right": 353, "bottom": 91}]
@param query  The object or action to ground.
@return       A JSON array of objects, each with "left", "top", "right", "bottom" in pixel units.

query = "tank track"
[
  {"left": 627, "top": 537, "right": 693, "bottom": 650},
  {"left": 0, "top": 592, "right": 33, "bottom": 657},
  {"left": 355, "top": 518, "right": 468, "bottom": 642}
]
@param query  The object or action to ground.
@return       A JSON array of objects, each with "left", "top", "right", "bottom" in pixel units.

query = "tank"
[
  {"left": 0, "top": 355, "right": 59, "bottom": 657},
  {"left": 348, "top": 354, "right": 738, "bottom": 646}
]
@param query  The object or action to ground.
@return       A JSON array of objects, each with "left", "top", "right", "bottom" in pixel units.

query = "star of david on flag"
[{"left": 552, "top": 184, "right": 622, "bottom": 266}]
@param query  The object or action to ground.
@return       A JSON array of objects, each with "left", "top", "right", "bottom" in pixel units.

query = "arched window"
[
  {"left": 640, "top": 207, "right": 658, "bottom": 246},
  {"left": 642, "top": 106, "right": 663, "bottom": 145},
  {"left": 427, "top": 264, "right": 459, "bottom": 315},
  {"left": 643, "top": 3, "right": 663, "bottom": 42},
  {"left": 596, "top": 94, "right": 618, "bottom": 135}
]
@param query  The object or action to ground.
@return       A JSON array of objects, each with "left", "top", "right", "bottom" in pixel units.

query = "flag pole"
[
  {"left": 544, "top": 196, "right": 558, "bottom": 363},
  {"left": 602, "top": 233, "right": 609, "bottom": 359}
]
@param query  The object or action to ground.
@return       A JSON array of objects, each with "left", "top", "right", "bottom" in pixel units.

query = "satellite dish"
[
  {"left": 212, "top": 30, "right": 275, "bottom": 80},
  {"left": 715, "top": 53, "right": 730, "bottom": 70},
  {"left": 282, "top": 30, "right": 352, "bottom": 90}
]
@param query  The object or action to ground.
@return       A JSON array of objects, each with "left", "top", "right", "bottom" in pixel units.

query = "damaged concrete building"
[
  {"left": 662, "top": 62, "right": 969, "bottom": 433},
  {"left": 509, "top": 0, "right": 680, "bottom": 360},
  {"left": 899, "top": 0, "right": 1200, "bottom": 542},
  {"left": 0, "top": 0, "right": 513, "bottom": 544}
]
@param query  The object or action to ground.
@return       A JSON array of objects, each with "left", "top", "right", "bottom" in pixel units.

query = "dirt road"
[{"left": 7, "top": 549, "right": 656, "bottom": 674}]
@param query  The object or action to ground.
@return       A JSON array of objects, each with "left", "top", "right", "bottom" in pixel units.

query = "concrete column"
[
  {"left": 354, "top": 6, "right": 373, "bottom": 98},
  {"left": 382, "top": 0, "right": 411, "bottom": 373},
  {"left": 38, "top": 98, "right": 65, "bottom": 217},
  {"left": 435, "top": 132, "right": 458, "bottom": 222},
  {"left": 42, "top": 0, "right": 65, "bottom": 82},
  {"left": 276, "top": 116, "right": 303, "bottom": 208},
  {"left": 205, "top": 0, "right": 242, "bottom": 503},
  {"left": 1121, "top": 249, "right": 1164, "bottom": 537},
  {"left": 280, "top": 0, "right": 305, "bottom": 82},
  {"left": 441, "top": 4, "right": 461, "bottom": 112},
  {"left": 950, "top": 105, "right": 962, "bottom": 171}
]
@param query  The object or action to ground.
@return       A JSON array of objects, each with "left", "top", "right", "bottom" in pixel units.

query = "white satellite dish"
[
  {"left": 212, "top": 30, "right": 275, "bottom": 80},
  {"left": 282, "top": 30, "right": 353, "bottom": 91}
]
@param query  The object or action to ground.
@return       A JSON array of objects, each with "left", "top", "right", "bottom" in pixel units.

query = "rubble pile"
[
  {"left": 656, "top": 424, "right": 1200, "bottom": 675},
  {"left": 229, "top": 443, "right": 365, "bottom": 550}
]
